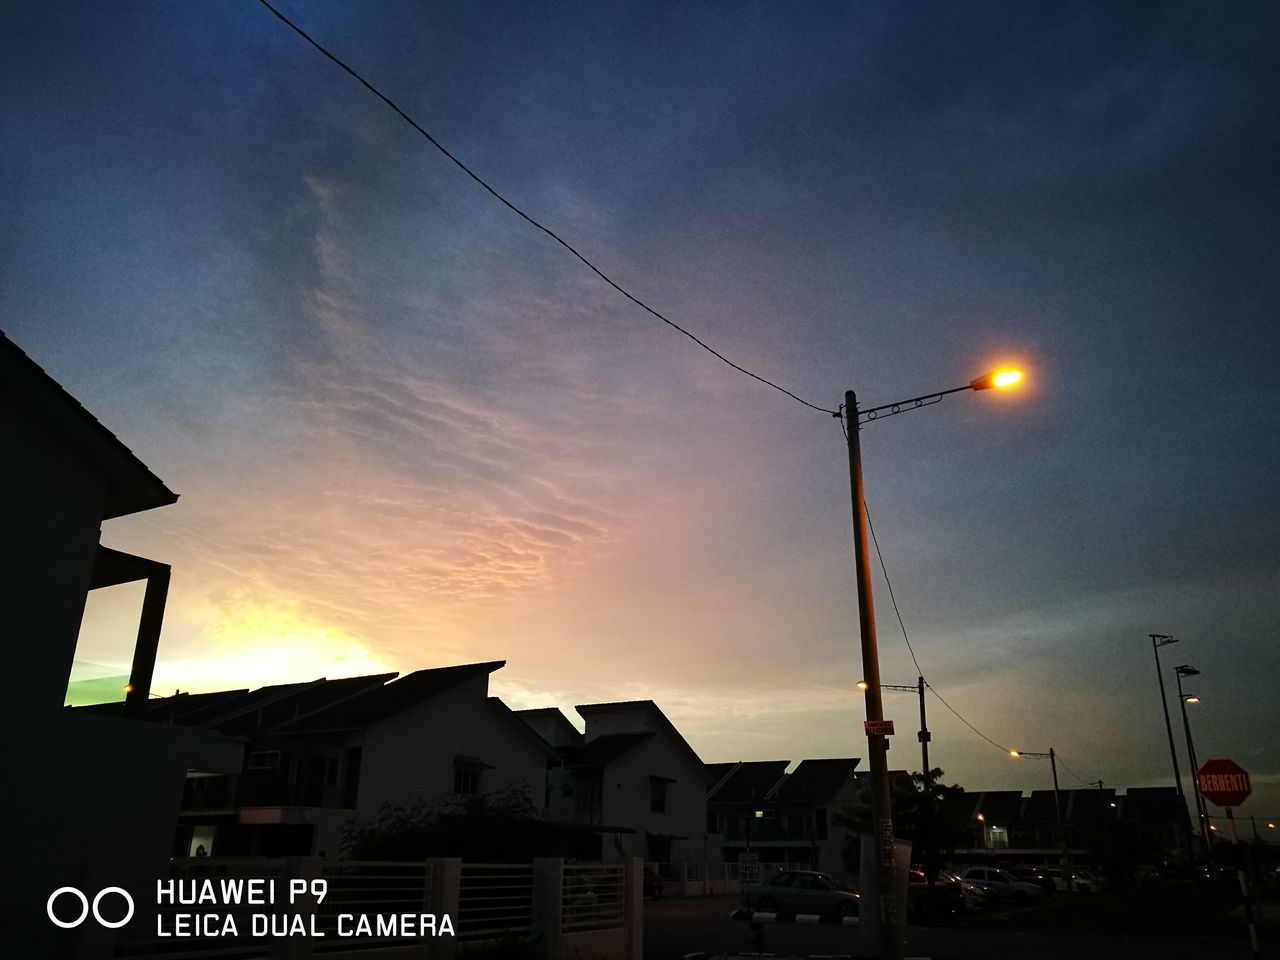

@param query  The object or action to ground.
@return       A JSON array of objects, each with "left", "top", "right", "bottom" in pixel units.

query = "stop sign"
[{"left": 1197, "top": 757, "right": 1252, "bottom": 808}]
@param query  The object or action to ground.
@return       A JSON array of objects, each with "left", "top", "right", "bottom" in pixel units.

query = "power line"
[
  {"left": 255, "top": 0, "right": 837, "bottom": 417},
  {"left": 863, "top": 497, "right": 923, "bottom": 678},
  {"left": 1053, "top": 752, "right": 1096, "bottom": 787},
  {"left": 926, "top": 682, "right": 1014, "bottom": 755}
]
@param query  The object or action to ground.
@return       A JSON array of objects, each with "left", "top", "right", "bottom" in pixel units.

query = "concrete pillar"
[
  {"left": 531, "top": 858, "right": 563, "bottom": 960},
  {"left": 624, "top": 857, "right": 643, "bottom": 960},
  {"left": 427, "top": 859, "right": 461, "bottom": 960}
]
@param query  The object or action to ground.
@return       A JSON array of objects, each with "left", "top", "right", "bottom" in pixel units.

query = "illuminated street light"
[
  {"left": 1174, "top": 664, "right": 1212, "bottom": 861},
  {"left": 1009, "top": 749, "right": 1020, "bottom": 758},
  {"left": 843, "top": 367, "right": 1024, "bottom": 960},
  {"left": 856, "top": 680, "right": 869, "bottom": 691}
]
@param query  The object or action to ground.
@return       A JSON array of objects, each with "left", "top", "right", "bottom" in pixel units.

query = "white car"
[
  {"left": 959, "top": 867, "right": 1046, "bottom": 905},
  {"left": 1042, "top": 867, "right": 1102, "bottom": 894}
]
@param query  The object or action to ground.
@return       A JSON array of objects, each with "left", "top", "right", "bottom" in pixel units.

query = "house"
[
  {"left": 516, "top": 701, "right": 711, "bottom": 862},
  {"left": 0, "top": 330, "right": 240, "bottom": 957},
  {"left": 710, "top": 758, "right": 861, "bottom": 875},
  {"left": 83, "top": 661, "right": 562, "bottom": 857}
]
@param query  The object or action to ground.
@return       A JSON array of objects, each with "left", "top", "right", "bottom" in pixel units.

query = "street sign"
[
  {"left": 1197, "top": 757, "right": 1252, "bottom": 808},
  {"left": 864, "top": 719, "right": 895, "bottom": 736}
]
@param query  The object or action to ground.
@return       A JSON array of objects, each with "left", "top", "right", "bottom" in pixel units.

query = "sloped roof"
[
  {"left": 772, "top": 758, "right": 860, "bottom": 803},
  {"left": 283, "top": 661, "right": 504, "bottom": 733},
  {"left": 1, "top": 328, "right": 177, "bottom": 519},
  {"left": 488, "top": 698, "right": 562, "bottom": 762},
  {"left": 705, "top": 762, "right": 737, "bottom": 792},
  {"left": 575, "top": 700, "right": 709, "bottom": 779},
  {"left": 1024, "top": 789, "right": 1065, "bottom": 823},
  {"left": 1066, "top": 787, "right": 1117, "bottom": 823},
  {"left": 1121, "top": 787, "right": 1184, "bottom": 822},
  {"left": 216, "top": 673, "right": 396, "bottom": 734},
  {"left": 708, "top": 760, "right": 790, "bottom": 804},
  {"left": 563, "top": 732, "right": 655, "bottom": 769}
]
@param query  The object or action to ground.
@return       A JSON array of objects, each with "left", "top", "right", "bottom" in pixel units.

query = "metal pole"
[
  {"left": 1151, "top": 635, "right": 1190, "bottom": 859},
  {"left": 845, "top": 390, "right": 901, "bottom": 959},
  {"left": 1175, "top": 673, "right": 1212, "bottom": 863},
  {"left": 917, "top": 675, "right": 935, "bottom": 893},
  {"left": 1226, "top": 809, "right": 1262, "bottom": 959},
  {"left": 1049, "top": 748, "right": 1072, "bottom": 892}
]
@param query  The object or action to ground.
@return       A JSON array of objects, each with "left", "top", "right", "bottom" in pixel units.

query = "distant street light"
[
  {"left": 1149, "top": 634, "right": 1193, "bottom": 859},
  {"left": 1174, "top": 664, "right": 1212, "bottom": 862},
  {"left": 842, "top": 367, "right": 1022, "bottom": 960}
]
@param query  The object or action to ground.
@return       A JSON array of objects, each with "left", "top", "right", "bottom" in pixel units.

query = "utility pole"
[
  {"left": 1049, "top": 748, "right": 1072, "bottom": 893},
  {"left": 917, "top": 675, "right": 935, "bottom": 893},
  {"left": 844, "top": 390, "right": 901, "bottom": 960},
  {"left": 1150, "top": 634, "right": 1192, "bottom": 859},
  {"left": 1174, "top": 665, "right": 1213, "bottom": 864}
]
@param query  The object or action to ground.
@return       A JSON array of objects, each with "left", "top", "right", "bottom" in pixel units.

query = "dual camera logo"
[{"left": 47, "top": 887, "right": 135, "bottom": 929}]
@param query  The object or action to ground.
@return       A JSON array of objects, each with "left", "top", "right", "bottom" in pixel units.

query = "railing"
[
  {"left": 312, "top": 861, "right": 433, "bottom": 953},
  {"left": 457, "top": 863, "right": 533, "bottom": 940},
  {"left": 562, "top": 864, "right": 625, "bottom": 932}
]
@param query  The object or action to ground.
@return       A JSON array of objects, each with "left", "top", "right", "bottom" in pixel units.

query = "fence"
[{"left": 57, "top": 856, "right": 641, "bottom": 960}]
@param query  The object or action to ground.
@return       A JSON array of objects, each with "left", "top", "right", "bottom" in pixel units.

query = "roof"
[
  {"left": 1120, "top": 787, "right": 1185, "bottom": 822},
  {"left": 575, "top": 700, "right": 710, "bottom": 780},
  {"left": 705, "top": 762, "right": 737, "bottom": 792},
  {"left": 1024, "top": 789, "right": 1064, "bottom": 823},
  {"left": 282, "top": 661, "right": 505, "bottom": 733},
  {"left": 488, "top": 698, "right": 562, "bottom": 762},
  {"left": 1066, "top": 787, "right": 1117, "bottom": 823},
  {"left": 1, "top": 328, "right": 177, "bottom": 519},
  {"left": 76, "top": 661, "right": 507, "bottom": 736},
  {"left": 771, "top": 758, "right": 860, "bottom": 803},
  {"left": 708, "top": 760, "right": 790, "bottom": 804},
  {"left": 563, "top": 732, "right": 655, "bottom": 769}
]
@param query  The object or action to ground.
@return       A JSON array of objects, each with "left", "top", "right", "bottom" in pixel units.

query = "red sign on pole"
[{"left": 1196, "top": 757, "right": 1251, "bottom": 808}]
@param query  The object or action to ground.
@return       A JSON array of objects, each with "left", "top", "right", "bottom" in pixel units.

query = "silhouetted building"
[
  {"left": 710, "top": 758, "right": 861, "bottom": 874},
  {"left": 82, "top": 661, "right": 560, "bottom": 856},
  {"left": 516, "top": 700, "right": 711, "bottom": 863},
  {"left": 0, "top": 330, "right": 239, "bottom": 957}
]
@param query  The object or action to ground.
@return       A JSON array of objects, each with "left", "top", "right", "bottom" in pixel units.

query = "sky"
[{"left": 4, "top": 1, "right": 1278, "bottom": 822}]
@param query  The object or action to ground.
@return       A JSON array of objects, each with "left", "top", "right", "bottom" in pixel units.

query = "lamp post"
[
  {"left": 1174, "top": 664, "right": 1212, "bottom": 862},
  {"left": 843, "top": 368, "right": 1021, "bottom": 959},
  {"left": 1150, "top": 634, "right": 1192, "bottom": 859},
  {"left": 1010, "top": 747, "right": 1071, "bottom": 891}
]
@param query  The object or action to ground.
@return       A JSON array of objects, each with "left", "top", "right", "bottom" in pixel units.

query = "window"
[
  {"left": 814, "top": 808, "right": 828, "bottom": 840},
  {"left": 248, "top": 750, "right": 280, "bottom": 770},
  {"left": 324, "top": 758, "right": 339, "bottom": 788},
  {"left": 649, "top": 777, "right": 668, "bottom": 814},
  {"left": 454, "top": 766, "right": 480, "bottom": 796}
]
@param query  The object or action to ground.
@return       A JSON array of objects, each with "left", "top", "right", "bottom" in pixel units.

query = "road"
[{"left": 643, "top": 893, "right": 1263, "bottom": 959}]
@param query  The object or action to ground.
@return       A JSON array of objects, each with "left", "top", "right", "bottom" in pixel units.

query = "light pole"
[
  {"left": 1150, "top": 634, "right": 1192, "bottom": 859},
  {"left": 1010, "top": 747, "right": 1071, "bottom": 891},
  {"left": 843, "top": 367, "right": 1021, "bottom": 958},
  {"left": 863, "top": 676, "right": 935, "bottom": 890},
  {"left": 1174, "top": 664, "right": 1212, "bottom": 862}
]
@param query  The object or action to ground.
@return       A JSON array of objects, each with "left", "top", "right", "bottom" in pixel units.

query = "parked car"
[
  {"left": 906, "top": 869, "right": 966, "bottom": 922},
  {"left": 1007, "top": 865, "right": 1056, "bottom": 896},
  {"left": 742, "top": 870, "right": 859, "bottom": 917},
  {"left": 1042, "top": 867, "right": 1102, "bottom": 894},
  {"left": 959, "top": 866, "right": 1046, "bottom": 905},
  {"left": 943, "top": 870, "right": 995, "bottom": 911}
]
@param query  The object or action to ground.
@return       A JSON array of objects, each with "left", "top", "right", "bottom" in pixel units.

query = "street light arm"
[{"left": 855, "top": 384, "right": 973, "bottom": 425}]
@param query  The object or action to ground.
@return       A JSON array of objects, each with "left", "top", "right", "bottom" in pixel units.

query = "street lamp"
[
  {"left": 1174, "top": 664, "right": 1212, "bottom": 862},
  {"left": 843, "top": 368, "right": 1021, "bottom": 959},
  {"left": 1010, "top": 747, "right": 1072, "bottom": 890},
  {"left": 1149, "top": 634, "right": 1193, "bottom": 859}
]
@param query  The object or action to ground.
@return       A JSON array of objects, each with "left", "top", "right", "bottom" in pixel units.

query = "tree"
[{"left": 833, "top": 768, "right": 969, "bottom": 883}]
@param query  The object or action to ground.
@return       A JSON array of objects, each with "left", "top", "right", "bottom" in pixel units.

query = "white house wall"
[{"left": 357, "top": 675, "right": 547, "bottom": 823}]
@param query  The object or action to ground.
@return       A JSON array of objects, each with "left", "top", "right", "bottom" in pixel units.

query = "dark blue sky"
[{"left": 4, "top": 1, "right": 1278, "bottom": 816}]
